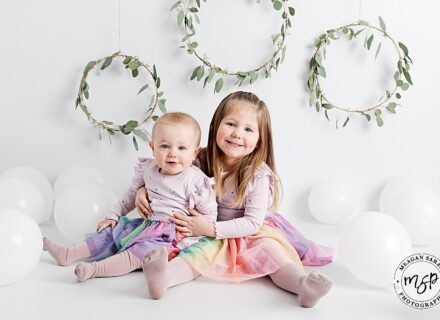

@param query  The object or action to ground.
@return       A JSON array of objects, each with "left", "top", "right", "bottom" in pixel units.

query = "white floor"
[{"left": 1, "top": 223, "right": 439, "bottom": 320}]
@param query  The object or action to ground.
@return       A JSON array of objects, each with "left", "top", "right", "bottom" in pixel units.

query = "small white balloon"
[
  {"left": 338, "top": 211, "right": 412, "bottom": 288},
  {"left": 54, "top": 182, "right": 118, "bottom": 242},
  {"left": 308, "top": 180, "right": 359, "bottom": 224},
  {"left": 1, "top": 167, "right": 53, "bottom": 223},
  {"left": 0, "top": 177, "right": 46, "bottom": 224},
  {"left": 389, "top": 188, "right": 440, "bottom": 246},
  {"left": 54, "top": 166, "right": 105, "bottom": 199},
  {"left": 379, "top": 175, "right": 430, "bottom": 213},
  {"left": 0, "top": 209, "right": 43, "bottom": 286}
]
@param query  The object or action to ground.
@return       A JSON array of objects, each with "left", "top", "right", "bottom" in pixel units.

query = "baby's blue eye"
[
  {"left": 160, "top": 144, "right": 169, "bottom": 149},
  {"left": 226, "top": 122, "right": 235, "bottom": 127},
  {"left": 245, "top": 128, "right": 253, "bottom": 132},
  {"left": 178, "top": 146, "right": 187, "bottom": 150}
]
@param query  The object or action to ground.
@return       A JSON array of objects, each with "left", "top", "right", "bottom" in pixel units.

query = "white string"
[
  {"left": 358, "top": 0, "right": 362, "bottom": 21},
  {"left": 118, "top": 0, "right": 121, "bottom": 51}
]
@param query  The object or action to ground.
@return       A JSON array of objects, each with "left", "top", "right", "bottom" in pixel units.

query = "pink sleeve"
[
  {"left": 191, "top": 176, "right": 217, "bottom": 221},
  {"left": 105, "top": 158, "right": 148, "bottom": 221},
  {"left": 214, "top": 170, "right": 271, "bottom": 239}
]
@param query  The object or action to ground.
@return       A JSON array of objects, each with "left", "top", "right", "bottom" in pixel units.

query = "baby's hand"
[{"left": 96, "top": 219, "right": 117, "bottom": 233}]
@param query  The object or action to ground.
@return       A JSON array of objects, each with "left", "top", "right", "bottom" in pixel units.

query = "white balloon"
[
  {"left": 0, "top": 209, "right": 43, "bottom": 286},
  {"left": 308, "top": 180, "right": 359, "bottom": 224},
  {"left": 379, "top": 175, "right": 429, "bottom": 213},
  {"left": 389, "top": 188, "right": 440, "bottom": 246},
  {"left": 54, "top": 182, "right": 118, "bottom": 242},
  {"left": 338, "top": 211, "right": 412, "bottom": 288},
  {"left": 53, "top": 167, "right": 105, "bottom": 199},
  {"left": 0, "top": 177, "right": 46, "bottom": 224},
  {"left": 1, "top": 167, "right": 53, "bottom": 223}
]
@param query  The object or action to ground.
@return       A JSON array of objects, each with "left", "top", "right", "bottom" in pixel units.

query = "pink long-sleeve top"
[
  {"left": 213, "top": 163, "right": 276, "bottom": 239},
  {"left": 106, "top": 158, "right": 218, "bottom": 223}
]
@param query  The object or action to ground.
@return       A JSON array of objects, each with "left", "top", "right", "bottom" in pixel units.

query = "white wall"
[{"left": 1, "top": 0, "right": 439, "bottom": 225}]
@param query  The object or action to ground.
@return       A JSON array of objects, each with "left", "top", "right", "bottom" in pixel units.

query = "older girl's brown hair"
[{"left": 205, "top": 91, "right": 281, "bottom": 210}]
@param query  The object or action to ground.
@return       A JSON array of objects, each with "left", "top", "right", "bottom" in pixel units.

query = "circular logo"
[{"left": 394, "top": 253, "right": 440, "bottom": 309}]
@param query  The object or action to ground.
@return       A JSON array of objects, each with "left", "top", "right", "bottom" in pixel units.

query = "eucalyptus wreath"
[
  {"left": 171, "top": 0, "right": 295, "bottom": 93},
  {"left": 308, "top": 17, "right": 413, "bottom": 127},
  {"left": 75, "top": 51, "right": 166, "bottom": 150}
]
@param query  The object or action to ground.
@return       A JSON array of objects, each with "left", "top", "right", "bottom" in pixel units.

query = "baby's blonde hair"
[{"left": 152, "top": 112, "right": 201, "bottom": 146}]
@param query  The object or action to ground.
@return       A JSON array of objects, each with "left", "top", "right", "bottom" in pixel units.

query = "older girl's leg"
[
  {"left": 269, "top": 263, "right": 332, "bottom": 308},
  {"left": 142, "top": 247, "right": 199, "bottom": 299}
]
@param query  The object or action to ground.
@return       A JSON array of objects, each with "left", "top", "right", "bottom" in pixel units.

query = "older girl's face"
[{"left": 216, "top": 101, "right": 260, "bottom": 169}]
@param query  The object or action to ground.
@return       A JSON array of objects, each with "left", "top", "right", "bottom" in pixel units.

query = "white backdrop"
[{"left": 1, "top": 0, "right": 438, "bottom": 227}]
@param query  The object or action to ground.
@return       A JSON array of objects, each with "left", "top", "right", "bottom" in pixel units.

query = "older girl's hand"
[
  {"left": 172, "top": 208, "right": 216, "bottom": 237},
  {"left": 135, "top": 186, "right": 152, "bottom": 220}
]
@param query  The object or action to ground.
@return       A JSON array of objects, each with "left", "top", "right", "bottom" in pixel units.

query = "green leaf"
[
  {"left": 273, "top": 1, "right": 282, "bottom": 10},
  {"left": 315, "top": 101, "right": 320, "bottom": 112},
  {"left": 288, "top": 7, "right": 295, "bottom": 16},
  {"left": 83, "top": 90, "right": 89, "bottom": 99},
  {"left": 101, "top": 57, "right": 113, "bottom": 70},
  {"left": 342, "top": 116, "right": 350, "bottom": 127},
  {"left": 134, "top": 129, "right": 147, "bottom": 141},
  {"left": 403, "top": 70, "right": 413, "bottom": 85},
  {"left": 318, "top": 66, "right": 326, "bottom": 78},
  {"left": 137, "top": 84, "right": 149, "bottom": 95},
  {"left": 102, "top": 120, "right": 114, "bottom": 125},
  {"left": 177, "top": 10, "right": 184, "bottom": 26},
  {"left": 196, "top": 66, "right": 204, "bottom": 81},
  {"left": 83, "top": 61, "right": 95, "bottom": 74},
  {"left": 153, "top": 65, "right": 157, "bottom": 80},
  {"left": 375, "top": 42, "right": 382, "bottom": 60},
  {"left": 396, "top": 93, "right": 401, "bottom": 99},
  {"left": 401, "top": 83, "right": 410, "bottom": 91},
  {"left": 375, "top": 109, "right": 382, "bottom": 116},
  {"left": 189, "top": 7, "right": 198, "bottom": 13},
  {"left": 156, "top": 77, "right": 161, "bottom": 88},
  {"left": 132, "top": 136, "right": 139, "bottom": 151},
  {"left": 358, "top": 20, "right": 370, "bottom": 26},
  {"left": 353, "top": 28, "right": 365, "bottom": 37},
  {"left": 376, "top": 115, "right": 384, "bottom": 127},
  {"left": 386, "top": 102, "right": 397, "bottom": 113},
  {"left": 398, "top": 42, "right": 409, "bottom": 56},
  {"left": 132, "top": 68, "right": 139, "bottom": 78},
  {"left": 190, "top": 66, "right": 200, "bottom": 81},
  {"left": 158, "top": 99, "right": 167, "bottom": 113},
  {"left": 126, "top": 120, "right": 139, "bottom": 128},
  {"left": 107, "top": 129, "right": 115, "bottom": 135},
  {"left": 366, "top": 35, "right": 374, "bottom": 50},
  {"left": 170, "top": 1, "right": 180, "bottom": 11},
  {"left": 123, "top": 56, "right": 131, "bottom": 65},
  {"left": 363, "top": 113, "right": 371, "bottom": 121},
  {"left": 214, "top": 78, "right": 224, "bottom": 93},
  {"left": 322, "top": 103, "right": 333, "bottom": 110},
  {"left": 152, "top": 115, "right": 159, "bottom": 121},
  {"left": 378, "top": 16, "right": 387, "bottom": 32},
  {"left": 325, "top": 109, "right": 330, "bottom": 121}
]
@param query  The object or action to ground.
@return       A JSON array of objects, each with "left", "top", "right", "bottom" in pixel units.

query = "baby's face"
[{"left": 150, "top": 122, "right": 199, "bottom": 175}]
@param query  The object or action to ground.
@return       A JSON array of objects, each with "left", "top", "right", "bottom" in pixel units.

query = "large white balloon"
[
  {"left": 53, "top": 167, "right": 105, "bottom": 199},
  {"left": 379, "top": 175, "right": 429, "bottom": 213},
  {"left": 54, "top": 182, "right": 118, "bottom": 242},
  {"left": 308, "top": 180, "right": 359, "bottom": 224},
  {"left": 338, "top": 211, "right": 412, "bottom": 288},
  {"left": 0, "top": 177, "right": 46, "bottom": 224},
  {"left": 0, "top": 209, "right": 43, "bottom": 286},
  {"left": 389, "top": 188, "right": 440, "bottom": 246},
  {"left": 1, "top": 167, "right": 53, "bottom": 223}
]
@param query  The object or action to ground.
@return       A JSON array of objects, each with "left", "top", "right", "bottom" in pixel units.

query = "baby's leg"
[
  {"left": 269, "top": 263, "right": 332, "bottom": 308},
  {"left": 75, "top": 250, "right": 142, "bottom": 282},
  {"left": 142, "top": 247, "right": 199, "bottom": 299},
  {"left": 43, "top": 237, "right": 90, "bottom": 266}
]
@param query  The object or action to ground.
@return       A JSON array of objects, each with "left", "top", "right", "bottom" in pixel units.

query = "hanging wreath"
[
  {"left": 307, "top": 17, "right": 413, "bottom": 127},
  {"left": 171, "top": 0, "right": 295, "bottom": 93},
  {"left": 75, "top": 51, "right": 166, "bottom": 150}
]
